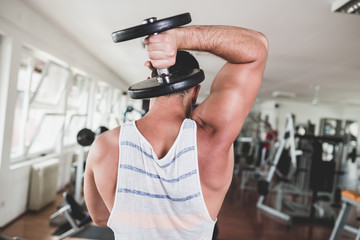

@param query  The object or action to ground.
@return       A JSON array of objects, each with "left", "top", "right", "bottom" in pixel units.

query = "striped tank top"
[{"left": 107, "top": 118, "right": 216, "bottom": 239}]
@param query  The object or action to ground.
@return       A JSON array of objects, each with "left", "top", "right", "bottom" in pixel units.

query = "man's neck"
[{"left": 147, "top": 96, "right": 192, "bottom": 120}]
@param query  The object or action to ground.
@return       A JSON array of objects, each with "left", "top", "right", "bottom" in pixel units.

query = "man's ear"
[{"left": 192, "top": 85, "right": 201, "bottom": 105}]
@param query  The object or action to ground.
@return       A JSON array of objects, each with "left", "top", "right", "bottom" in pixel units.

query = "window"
[
  {"left": 63, "top": 74, "right": 91, "bottom": 146},
  {"left": 11, "top": 50, "right": 70, "bottom": 161},
  {"left": 109, "top": 89, "right": 125, "bottom": 128},
  {"left": 11, "top": 53, "right": 34, "bottom": 158},
  {"left": 10, "top": 46, "right": 124, "bottom": 162},
  {"left": 92, "top": 81, "right": 112, "bottom": 129}
]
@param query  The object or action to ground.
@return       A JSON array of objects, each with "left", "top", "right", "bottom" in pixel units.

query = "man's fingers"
[
  {"left": 144, "top": 31, "right": 178, "bottom": 69},
  {"left": 144, "top": 61, "right": 155, "bottom": 71},
  {"left": 150, "top": 59, "right": 176, "bottom": 70}
]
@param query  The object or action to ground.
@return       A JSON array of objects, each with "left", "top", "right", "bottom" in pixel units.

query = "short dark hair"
[
  {"left": 151, "top": 50, "right": 200, "bottom": 77},
  {"left": 151, "top": 51, "right": 200, "bottom": 98}
]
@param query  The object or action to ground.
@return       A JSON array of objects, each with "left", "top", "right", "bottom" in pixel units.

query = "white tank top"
[{"left": 107, "top": 118, "right": 216, "bottom": 240}]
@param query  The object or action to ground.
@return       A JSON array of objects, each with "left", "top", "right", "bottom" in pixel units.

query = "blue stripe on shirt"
[
  {"left": 120, "top": 141, "right": 195, "bottom": 168},
  {"left": 120, "top": 164, "right": 197, "bottom": 183},
  {"left": 160, "top": 146, "right": 195, "bottom": 168},
  {"left": 118, "top": 188, "right": 201, "bottom": 202},
  {"left": 121, "top": 141, "right": 154, "bottom": 159}
]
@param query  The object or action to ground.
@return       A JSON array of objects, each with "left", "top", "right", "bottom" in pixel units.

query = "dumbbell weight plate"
[
  {"left": 129, "top": 69, "right": 204, "bottom": 99},
  {"left": 112, "top": 13, "right": 191, "bottom": 42},
  {"left": 77, "top": 128, "right": 95, "bottom": 147}
]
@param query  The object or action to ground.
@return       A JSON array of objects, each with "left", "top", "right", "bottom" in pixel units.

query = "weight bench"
[
  {"left": 330, "top": 190, "right": 360, "bottom": 240},
  {"left": 50, "top": 192, "right": 92, "bottom": 240}
]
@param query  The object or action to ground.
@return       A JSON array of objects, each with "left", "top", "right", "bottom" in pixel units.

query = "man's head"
[
  {"left": 150, "top": 50, "right": 201, "bottom": 99},
  {"left": 151, "top": 50, "right": 200, "bottom": 78},
  {"left": 148, "top": 50, "right": 201, "bottom": 116}
]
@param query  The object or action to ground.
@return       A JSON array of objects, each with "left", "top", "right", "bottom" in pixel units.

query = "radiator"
[{"left": 28, "top": 158, "right": 60, "bottom": 211}]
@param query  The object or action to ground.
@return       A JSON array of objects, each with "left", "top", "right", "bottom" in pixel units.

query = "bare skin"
[{"left": 84, "top": 25, "right": 268, "bottom": 226}]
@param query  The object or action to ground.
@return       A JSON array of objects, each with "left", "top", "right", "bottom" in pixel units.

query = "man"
[{"left": 84, "top": 25, "right": 268, "bottom": 239}]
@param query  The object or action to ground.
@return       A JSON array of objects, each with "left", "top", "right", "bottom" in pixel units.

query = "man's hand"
[{"left": 144, "top": 30, "right": 179, "bottom": 69}]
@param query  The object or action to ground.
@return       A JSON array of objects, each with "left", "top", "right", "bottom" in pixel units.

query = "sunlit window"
[
  {"left": 9, "top": 47, "right": 123, "bottom": 162},
  {"left": 31, "top": 62, "right": 70, "bottom": 106},
  {"left": 11, "top": 49, "right": 70, "bottom": 161},
  {"left": 96, "top": 82, "right": 111, "bottom": 113},
  {"left": 92, "top": 81, "right": 111, "bottom": 129},
  {"left": 109, "top": 89, "right": 124, "bottom": 128},
  {"left": 67, "top": 74, "right": 90, "bottom": 113},
  {"left": 11, "top": 53, "right": 34, "bottom": 158},
  {"left": 27, "top": 113, "right": 65, "bottom": 154},
  {"left": 63, "top": 74, "right": 91, "bottom": 146}
]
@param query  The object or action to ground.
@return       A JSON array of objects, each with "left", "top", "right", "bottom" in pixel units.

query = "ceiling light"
[{"left": 331, "top": 0, "right": 360, "bottom": 15}]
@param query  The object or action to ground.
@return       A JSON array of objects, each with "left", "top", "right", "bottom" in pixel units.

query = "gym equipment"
[
  {"left": 75, "top": 128, "right": 92, "bottom": 202},
  {"left": 348, "top": 148, "right": 360, "bottom": 163},
  {"left": 257, "top": 113, "right": 302, "bottom": 223},
  {"left": 76, "top": 128, "right": 95, "bottom": 146},
  {"left": 95, "top": 126, "right": 109, "bottom": 138},
  {"left": 76, "top": 126, "right": 108, "bottom": 146},
  {"left": 123, "top": 106, "right": 145, "bottom": 123},
  {"left": 74, "top": 126, "right": 108, "bottom": 202},
  {"left": 256, "top": 113, "right": 358, "bottom": 226},
  {"left": 112, "top": 13, "right": 191, "bottom": 42},
  {"left": 112, "top": 13, "right": 205, "bottom": 99},
  {"left": 235, "top": 113, "right": 278, "bottom": 191},
  {"left": 50, "top": 192, "right": 92, "bottom": 240},
  {"left": 319, "top": 118, "right": 342, "bottom": 137},
  {"left": 330, "top": 190, "right": 360, "bottom": 240},
  {"left": 299, "top": 134, "right": 343, "bottom": 222}
]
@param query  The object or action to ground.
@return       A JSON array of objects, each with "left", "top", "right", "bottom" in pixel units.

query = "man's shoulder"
[
  {"left": 96, "top": 126, "right": 121, "bottom": 148},
  {"left": 87, "top": 126, "right": 121, "bottom": 165}
]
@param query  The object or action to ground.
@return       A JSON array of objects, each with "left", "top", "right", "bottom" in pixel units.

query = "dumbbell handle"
[{"left": 143, "top": 17, "right": 171, "bottom": 84}]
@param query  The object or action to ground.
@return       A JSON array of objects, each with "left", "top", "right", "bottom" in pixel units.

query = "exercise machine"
[
  {"left": 330, "top": 190, "right": 360, "bottom": 240},
  {"left": 236, "top": 113, "right": 278, "bottom": 190},
  {"left": 50, "top": 126, "right": 108, "bottom": 238},
  {"left": 257, "top": 115, "right": 360, "bottom": 225},
  {"left": 256, "top": 113, "right": 302, "bottom": 223},
  {"left": 50, "top": 192, "right": 92, "bottom": 240},
  {"left": 123, "top": 106, "right": 145, "bottom": 123}
]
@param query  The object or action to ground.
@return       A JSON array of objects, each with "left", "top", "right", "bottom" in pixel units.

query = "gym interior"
[{"left": 0, "top": 0, "right": 359, "bottom": 239}]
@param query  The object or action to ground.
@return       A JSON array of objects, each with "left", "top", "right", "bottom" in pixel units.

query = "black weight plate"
[
  {"left": 77, "top": 128, "right": 95, "bottom": 146},
  {"left": 112, "top": 13, "right": 191, "bottom": 43},
  {"left": 128, "top": 69, "right": 204, "bottom": 99},
  {"left": 95, "top": 126, "right": 109, "bottom": 137}
]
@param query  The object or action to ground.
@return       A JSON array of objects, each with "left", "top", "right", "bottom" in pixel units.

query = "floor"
[{"left": 1, "top": 175, "right": 358, "bottom": 240}]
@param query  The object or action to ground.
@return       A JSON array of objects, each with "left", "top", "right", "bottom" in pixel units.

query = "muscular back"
[
  {"left": 196, "top": 123, "right": 235, "bottom": 220},
  {"left": 134, "top": 113, "right": 235, "bottom": 220}
]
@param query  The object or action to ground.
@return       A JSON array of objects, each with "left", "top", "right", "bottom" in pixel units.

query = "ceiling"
[{"left": 22, "top": 0, "right": 360, "bottom": 105}]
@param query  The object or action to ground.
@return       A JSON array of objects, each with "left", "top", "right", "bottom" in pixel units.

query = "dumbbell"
[
  {"left": 77, "top": 128, "right": 95, "bottom": 147},
  {"left": 76, "top": 126, "right": 109, "bottom": 146},
  {"left": 112, "top": 13, "right": 205, "bottom": 99}
]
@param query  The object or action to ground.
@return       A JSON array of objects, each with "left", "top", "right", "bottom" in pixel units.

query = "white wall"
[{"left": 0, "top": 0, "right": 128, "bottom": 227}]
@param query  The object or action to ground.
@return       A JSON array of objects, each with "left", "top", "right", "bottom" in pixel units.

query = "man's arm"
[
  {"left": 146, "top": 25, "right": 268, "bottom": 148},
  {"left": 84, "top": 138, "right": 111, "bottom": 226},
  {"left": 182, "top": 26, "right": 268, "bottom": 148}
]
